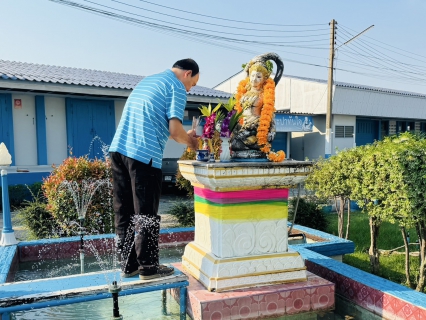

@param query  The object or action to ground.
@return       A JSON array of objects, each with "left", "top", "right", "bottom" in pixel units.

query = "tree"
[{"left": 305, "top": 147, "right": 362, "bottom": 239}]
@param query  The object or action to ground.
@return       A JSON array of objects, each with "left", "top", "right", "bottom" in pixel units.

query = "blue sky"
[{"left": 2, "top": 0, "right": 426, "bottom": 94}]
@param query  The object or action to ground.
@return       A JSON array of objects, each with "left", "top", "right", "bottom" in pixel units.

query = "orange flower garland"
[
  {"left": 235, "top": 77, "right": 285, "bottom": 162},
  {"left": 257, "top": 78, "right": 275, "bottom": 153},
  {"left": 235, "top": 78, "right": 249, "bottom": 125},
  {"left": 267, "top": 150, "right": 285, "bottom": 162}
]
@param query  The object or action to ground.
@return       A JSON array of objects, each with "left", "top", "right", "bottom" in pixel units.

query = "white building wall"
[
  {"left": 114, "top": 100, "right": 126, "bottom": 128},
  {"left": 12, "top": 94, "right": 37, "bottom": 166},
  {"left": 333, "top": 87, "right": 426, "bottom": 118},
  {"left": 163, "top": 124, "right": 191, "bottom": 158},
  {"left": 305, "top": 116, "right": 326, "bottom": 161},
  {"left": 45, "top": 96, "right": 68, "bottom": 165},
  {"left": 287, "top": 79, "right": 328, "bottom": 114},
  {"left": 333, "top": 115, "right": 356, "bottom": 152}
]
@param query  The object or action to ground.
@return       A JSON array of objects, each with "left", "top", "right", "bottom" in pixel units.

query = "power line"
[
  {"left": 337, "top": 28, "right": 426, "bottom": 82},
  {"left": 50, "top": 0, "right": 329, "bottom": 49},
  {"left": 86, "top": 0, "right": 330, "bottom": 40},
  {"left": 109, "top": 0, "right": 329, "bottom": 33},
  {"left": 335, "top": 50, "right": 426, "bottom": 72},
  {"left": 339, "top": 23, "right": 426, "bottom": 61},
  {"left": 88, "top": 0, "right": 330, "bottom": 39},
  {"left": 134, "top": 0, "right": 327, "bottom": 27},
  {"left": 338, "top": 26, "right": 426, "bottom": 76},
  {"left": 336, "top": 53, "right": 426, "bottom": 77}
]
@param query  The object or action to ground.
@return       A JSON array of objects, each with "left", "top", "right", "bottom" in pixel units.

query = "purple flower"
[{"left": 220, "top": 110, "right": 236, "bottom": 137}]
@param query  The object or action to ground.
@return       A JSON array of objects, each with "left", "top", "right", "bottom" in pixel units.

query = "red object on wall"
[{"left": 14, "top": 99, "right": 22, "bottom": 109}]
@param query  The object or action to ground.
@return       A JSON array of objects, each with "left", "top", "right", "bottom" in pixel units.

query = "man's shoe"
[
  {"left": 121, "top": 268, "right": 139, "bottom": 278},
  {"left": 139, "top": 265, "right": 174, "bottom": 280},
  {"left": 121, "top": 263, "right": 139, "bottom": 278}
]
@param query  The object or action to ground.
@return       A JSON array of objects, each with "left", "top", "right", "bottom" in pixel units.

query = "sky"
[{"left": 2, "top": 0, "right": 426, "bottom": 94}]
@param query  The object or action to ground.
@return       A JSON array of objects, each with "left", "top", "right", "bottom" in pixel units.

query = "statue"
[{"left": 230, "top": 53, "right": 285, "bottom": 162}]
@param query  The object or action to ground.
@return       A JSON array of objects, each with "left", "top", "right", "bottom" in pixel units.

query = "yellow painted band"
[{"left": 194, "top": 202, "right": 288, "bottom": 221}]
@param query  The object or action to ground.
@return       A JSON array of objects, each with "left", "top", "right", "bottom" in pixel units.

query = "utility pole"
[{"left": 325, "top": 19, "right": 336, "bottom": 158}]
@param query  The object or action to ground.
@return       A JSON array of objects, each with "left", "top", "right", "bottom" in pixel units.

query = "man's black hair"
[{"left": 172, "top": 58, "right": 199, "bottom": 76}]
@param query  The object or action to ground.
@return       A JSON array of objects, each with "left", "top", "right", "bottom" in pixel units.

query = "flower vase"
[{"left": 220, "top": 138, "right": 231, "bottom": 162}]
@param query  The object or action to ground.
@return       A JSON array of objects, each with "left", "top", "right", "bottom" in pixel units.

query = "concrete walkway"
[{"left": 0, "top": 194, "right": 187, "bottom": 241}]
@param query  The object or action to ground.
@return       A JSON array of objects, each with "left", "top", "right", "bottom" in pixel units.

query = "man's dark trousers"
[{"left": 110, "top": 152, "right": 162, "bottom": 273}]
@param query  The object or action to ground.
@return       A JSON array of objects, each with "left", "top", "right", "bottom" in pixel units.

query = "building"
[
  {"left": 0, "top": 60, "right": 230, "bottom": 185},
  {"left": 215, "top": 71, "right": 426, "bottom": 160}
]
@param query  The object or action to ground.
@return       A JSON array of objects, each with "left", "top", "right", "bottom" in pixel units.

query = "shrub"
[
  {"left": 17, "top": 194, "right": 59, "bottom": 240},
  {"left": 42, "top": 156, "right": 113, "bottom": 236},
  {"left": 288, "top": 197, "right": 328, "bottom": 231},
  {"left": 0, "top": 182, "right": 44, "bottom": 211},
  {"left": 175, "top": 148, "right": 196, "bottom": 197},
  {"left": 165, "top": 201, "right": 195, "bottom": 227}
]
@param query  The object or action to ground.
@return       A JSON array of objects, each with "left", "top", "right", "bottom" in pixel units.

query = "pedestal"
[
  {"left": 178, "top": 160, "right": 312, "bottom": 292},
  {"left": 1, "top": 169, "right": 18, "bottom": 246}
]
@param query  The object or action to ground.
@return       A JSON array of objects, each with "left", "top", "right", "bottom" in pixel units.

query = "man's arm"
[{"left": 169, "top": 118, "right": 199, "bottom": 150}]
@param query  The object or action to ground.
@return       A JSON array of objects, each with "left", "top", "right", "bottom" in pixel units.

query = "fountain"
[
  {"left": 109, "top": 280, "right": 123, "bottom": 320},
  {"left": 60, "top": 179, "right": 109, "bottom": 274},
  {"left": 0, "top": 136, "right": 190, "bottom": 319}
]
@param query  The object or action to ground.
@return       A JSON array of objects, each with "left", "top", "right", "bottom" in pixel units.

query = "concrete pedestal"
[{"left": 178, "top": 160, "right": 312, "bottom": 292}]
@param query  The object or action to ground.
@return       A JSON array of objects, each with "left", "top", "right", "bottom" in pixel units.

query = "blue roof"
[{"left": 0, "top": 60, "right": 231, "bottom": 98}]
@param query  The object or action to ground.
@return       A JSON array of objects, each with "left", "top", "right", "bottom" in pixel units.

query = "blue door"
[
  {"left": 66, "top": 98, "right": 115, "bottom": 159},
  {"left": 356, "top": 119, "right": 379, "bottom": 146},
  {"left": 0, "top": 94, "right": 15, "bottom": 165},
  {"left": 271, "top": 132, "right": 287, "bottom": 155}
]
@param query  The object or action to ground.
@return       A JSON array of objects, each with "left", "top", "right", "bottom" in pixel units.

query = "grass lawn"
[{"left": 325, "top": 211, "right": 423, "bottom": 291}]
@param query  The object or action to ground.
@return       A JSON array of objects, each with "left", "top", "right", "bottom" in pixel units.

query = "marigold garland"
[
  {"left": 267, "top": 150, "right": 286, "bottom": 162},
  {"left": 235, "top": 77, "right": 285, "bottom": 162},
  {"left": 235, "top": 78, "right": 249, "bottom": 125}
]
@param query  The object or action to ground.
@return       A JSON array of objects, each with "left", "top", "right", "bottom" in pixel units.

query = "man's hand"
[
  {"left": 186, "top": 129, "right": 199, "bottom": 151},
  {"left": 169, "top": 119, "right": 199, "bottom": 150}
]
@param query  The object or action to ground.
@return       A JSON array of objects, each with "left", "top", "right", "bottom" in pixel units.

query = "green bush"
[
  {"left": 0, "top": 182, "right": 44, "bottom": 211},
  {"left": 17, "top": 195, "right": 59, "bottom": 240},
  {"left": 42, "top": 156, "right": 113, "bottom": 236},
  {"left": 288, "top": 197, "right": 328, "bottom": 232},
  {"left": 165, "top": 201, "right": 195, "bottom": 227}
]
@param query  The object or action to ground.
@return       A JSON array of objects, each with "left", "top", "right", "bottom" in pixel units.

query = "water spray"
[
  {"left": 79, "top": 216, "right": 85, "bottom": 274},
  {"left": 109, "top": 280, "right": 123, "bottom": 320}
]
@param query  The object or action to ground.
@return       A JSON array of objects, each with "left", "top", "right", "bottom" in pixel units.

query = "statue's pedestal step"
[{"left": 171, "top": 263, "right": 334, "bottom": 320}]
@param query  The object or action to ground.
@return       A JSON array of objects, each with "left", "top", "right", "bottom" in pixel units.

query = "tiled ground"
[{"left": 171, "top": 263, "right": 334, "bottom": 320}]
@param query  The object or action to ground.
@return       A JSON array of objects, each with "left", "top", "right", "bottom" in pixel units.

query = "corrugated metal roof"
[
  {"left": 0, "top": 60, "right": 231, "bottom": 98},
  {"left": 284, "top": 75, "right": 426, "bottom": 99}
]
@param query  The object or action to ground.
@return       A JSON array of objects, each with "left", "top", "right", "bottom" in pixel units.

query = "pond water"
[
  {"left": 10, "top": 246, "right": 379, "bottom": 320},
  {"left": 15, "top": 246, "right": 185, "bottom": 282}
]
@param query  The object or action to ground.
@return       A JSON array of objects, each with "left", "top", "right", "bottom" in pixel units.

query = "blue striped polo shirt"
[{"left": 109, "top": 69, "right": 187, "bottom": 169}]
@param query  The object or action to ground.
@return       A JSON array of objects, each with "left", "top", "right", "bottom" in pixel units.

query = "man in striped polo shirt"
[{"left": 109, "top": 59, "right": 199, "bottom": 280}]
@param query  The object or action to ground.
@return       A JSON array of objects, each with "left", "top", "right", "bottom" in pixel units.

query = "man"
[{"left": 109, "top": 59, "right": 199, "bottom": 280}]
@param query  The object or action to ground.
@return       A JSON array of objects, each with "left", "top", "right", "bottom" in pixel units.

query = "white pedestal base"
[
  {"left": 182, "top": 242, "right": 307, "bottom": 292},
  {"left": 0, "top": 231, "right": 18, "bottom": 246}
]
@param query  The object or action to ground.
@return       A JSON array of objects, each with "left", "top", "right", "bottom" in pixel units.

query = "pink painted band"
[{"left": 194, "top": 187, "right": 288, "bottom": 204}]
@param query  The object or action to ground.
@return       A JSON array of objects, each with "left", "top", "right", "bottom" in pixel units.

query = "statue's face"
[{"left": 249, "top": 71, "right": 265, "bottom": 90}]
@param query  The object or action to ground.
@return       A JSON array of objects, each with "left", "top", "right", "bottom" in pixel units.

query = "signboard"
[
  {"left": 275, "top": 114, "right": 313, "bottom": 132},
  {"left": 14, "top": 99, "right": 22, "bottom": 109}
]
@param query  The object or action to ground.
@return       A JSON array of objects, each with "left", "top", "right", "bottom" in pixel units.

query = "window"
[{"left": 335, "top": 125, "right": 354, "bottom": 138}]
